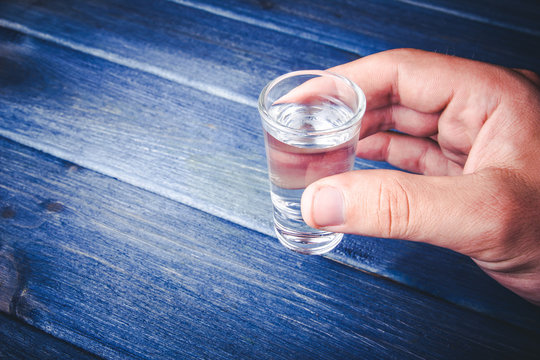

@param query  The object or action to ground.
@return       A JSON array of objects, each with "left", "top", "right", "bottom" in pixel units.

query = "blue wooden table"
[{"left": 1, "top": 0, "right": 539, "bottom": 358}]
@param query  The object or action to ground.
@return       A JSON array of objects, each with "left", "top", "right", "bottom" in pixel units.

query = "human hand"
[{"left": 300, "top": 49, "right": 540, "bottom": 305}]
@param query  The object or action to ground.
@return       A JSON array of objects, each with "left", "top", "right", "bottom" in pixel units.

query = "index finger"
[{"left": 328, "top": 48, "right": 459, "bottom": 113}]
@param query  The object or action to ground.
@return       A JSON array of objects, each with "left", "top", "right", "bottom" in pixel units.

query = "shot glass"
[{"left": 258, "top": 70, "right": 365, "bottom": 255}]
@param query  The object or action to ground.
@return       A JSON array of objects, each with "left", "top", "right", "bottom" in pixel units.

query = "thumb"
[{"left": 301, "top": 169, "right": 499, "bottom": 254}]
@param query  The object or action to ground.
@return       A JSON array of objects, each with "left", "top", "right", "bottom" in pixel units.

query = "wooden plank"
[
  {"left": 172, "top": 0, "right": 540, "bottom": 72},
  {"left": 397, "top": 0, "right": 540, "bottom": 36},
  {"left": 0, "top": 23, "right": 538, "bottom": 333},
  {"left": 1, "top": 137, "right": 539, "bottom": 359},
  {"left": 0, "top": 25, "right": 273, "bottom": 234},
  {"left": 0, "top": 0, "right": 360, "bottom": 106},
  {"left": 0, "top": 314, "right": 101, "bottom": 359}
]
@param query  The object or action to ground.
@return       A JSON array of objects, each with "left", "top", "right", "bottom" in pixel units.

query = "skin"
[{"left": 300, "top": 49, "right": 540, "bottom": 305}]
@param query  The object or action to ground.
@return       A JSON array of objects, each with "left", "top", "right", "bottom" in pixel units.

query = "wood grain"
[
  {"left": 0, "top": 2, "right": 538, "bottom": 332},
  {"left": 395, "top": 0, "right": 540, "bottom": 36},
  {"left": 172, "top": 0, "right": 540, "bottom": 72},
  {"left": 1, "top": 137, "right": 539, "bottom": 359},
  {"left": 0, "top": 0, "right": 359, "bottom": 106},
  {"left": 1, "top": 0, "right": 540, "bottom": 356},
  {"left": 0, "top": 313, "right": 101, "bottom": 359}
]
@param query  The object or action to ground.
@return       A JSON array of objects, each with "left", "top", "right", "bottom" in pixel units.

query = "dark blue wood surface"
[
  {"left": 0, "top": 313, "right": 100, "bottom": 359},
  {"left": 1, "top": 138, "right": 539, "bottom": 359},
  {"left": 170, "top": 0, "right": 540, "bottom": 71},
  {"left": 1, "top": 0, "right": 539, "bottom": 358}
]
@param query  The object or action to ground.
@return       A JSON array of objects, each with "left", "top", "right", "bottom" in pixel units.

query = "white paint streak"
[
  {"left": 0, "top": 19, "right": 258, "bottom": 108},
  {"left": 59, "top": 244, "right": 127, "bottom": 274}
]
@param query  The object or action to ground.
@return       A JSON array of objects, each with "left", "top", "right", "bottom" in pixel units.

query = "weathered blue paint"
[
  {"left": 1, "top": 138, "right": 539, "bottom": 359},
  {"left": 0, "top": 0, "right": 539, "bottom": 358},
  {"left": 0, "top": 313, "right": 100, "bottom": 359}
]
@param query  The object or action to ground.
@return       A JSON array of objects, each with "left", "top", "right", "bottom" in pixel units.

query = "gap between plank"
[
  {"left": 0, "top": 128, "right": 268, "bottom": 238},
  {"left": 0, "top": 131, "right": 382, "bottom": 293},
  {"left": 0, "top": 18, "right": 360, "bottom": 268},
  {"left": 1, "top": 133, "right": 537, "bottom": 335},
  {"left": 396, "top": 0, "right": 540, "bottom": 37},
  {"left": 1, "top": 16, "right": 536, "bottom": 330},
  {"left": 173, "top": 0, "right": 540, "bottom": 42},
  {"left": 0, "top": 19, "right": 258, "bottom": 109},
  {"left": 166, "top": 0, "right": 380, "bottom": 55},
  {"left": 0, "top": 312, "right": 105, "bottom": 359}
]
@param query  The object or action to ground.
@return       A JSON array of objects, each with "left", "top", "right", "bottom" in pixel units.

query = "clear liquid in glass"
[{"left": 263, "top": 101, "right": 359, "bottom": 254}]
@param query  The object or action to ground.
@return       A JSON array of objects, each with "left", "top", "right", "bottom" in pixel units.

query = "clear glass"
[{"left": 258, "top": 70, "right": 365, "bottom": 255}]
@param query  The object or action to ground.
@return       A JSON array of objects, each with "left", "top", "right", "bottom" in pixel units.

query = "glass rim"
[{"left": 258, "top": 70, "right": 366, "bottom": 137}]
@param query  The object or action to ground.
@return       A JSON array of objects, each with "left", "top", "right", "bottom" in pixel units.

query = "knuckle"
[{"left": 376, "top": 177, "right": 412, "bottom": 239}]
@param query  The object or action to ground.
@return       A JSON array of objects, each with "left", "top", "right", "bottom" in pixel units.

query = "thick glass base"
[
  {"left": 270, "top": 184, "right": 343, "bottom": 255},
  {"left": 274, "top": 221, "right": 343, "bottom": 255}
]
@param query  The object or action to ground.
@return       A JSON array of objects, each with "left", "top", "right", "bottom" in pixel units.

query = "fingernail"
[{"left": 312, "top": 186, "right": 345, "bottom": 227}]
